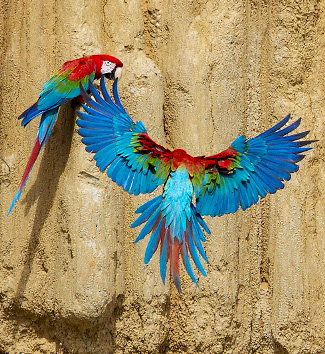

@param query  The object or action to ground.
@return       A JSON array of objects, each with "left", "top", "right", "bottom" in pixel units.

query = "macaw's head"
[{"left": 91, "top": 54, "right": 123, "bottom": 80}]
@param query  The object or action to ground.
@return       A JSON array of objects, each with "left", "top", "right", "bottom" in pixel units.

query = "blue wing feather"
[
  {"left": 196, "top": 115, "right": 315, "bottom": 217},
  {"left": 76, "top": 77, "right": 171, "bottom": 195}
]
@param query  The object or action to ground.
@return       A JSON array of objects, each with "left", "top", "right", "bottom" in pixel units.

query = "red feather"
[
  {"left": 17, "top": 138, "right": 42, "bottom": 196},
  {"left": 137, "top": 133, "right": 173, "bottom": 164},
  {"left": 202, "top": 147, "right": 238, "bottom": 171},
  {"left": 67, "top": 58, "right": 95, "bottom": 81}
]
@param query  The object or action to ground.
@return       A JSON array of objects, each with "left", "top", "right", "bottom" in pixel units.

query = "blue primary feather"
[
  {"left": 160, "top": 232, "right": 168, "bottom": 283},
  {"left": 112, "top": 78, "right": 129, "bottom": 115},
  {"left": 144, "top": 220, "right": 163, "bottom": 264},
  {"left": 182, "top": 242, "right": 198, "bottom": 285},
  {"left": 100, "top": 77, "right": 123, "bottom": 115}
]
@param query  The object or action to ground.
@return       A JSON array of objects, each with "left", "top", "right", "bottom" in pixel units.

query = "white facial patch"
[{"left": 100, "top": 60, "right": 116, "bottom": 75}]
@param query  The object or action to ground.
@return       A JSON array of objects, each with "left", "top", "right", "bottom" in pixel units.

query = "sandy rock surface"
[{"left": 0, "top": 0, "right": 323, "bottom": 353}]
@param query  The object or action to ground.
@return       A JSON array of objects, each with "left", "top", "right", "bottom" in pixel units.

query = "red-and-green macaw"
[
  {"left": 8, "top": 54, "right": 123, "bottom": 214},
  {"left": 76, "top": 77, "right": 315, "bottom": 292}
]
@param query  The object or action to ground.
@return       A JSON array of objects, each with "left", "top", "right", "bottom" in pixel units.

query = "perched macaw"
[
  {"left": 76, "top": 77, "right": 315, "bottom": 292},
  {"left": 8, "top": 54, "right": 123, "bottom": 214}
]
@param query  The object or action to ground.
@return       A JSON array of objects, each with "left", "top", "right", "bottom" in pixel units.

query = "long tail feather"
[
  {"left": 8, "top": 108, "right": 59, "bottom": 214},
  {"left": 131, "top": 195, "right": 210, "bottom": 292}
]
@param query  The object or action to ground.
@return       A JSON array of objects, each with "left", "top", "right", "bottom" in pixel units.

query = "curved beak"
[{"left": 114, "top": 66, "right": 123, "bottom": 80}]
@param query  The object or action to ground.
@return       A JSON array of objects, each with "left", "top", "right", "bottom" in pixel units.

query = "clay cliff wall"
[{"left": 0, "top": 0, "right": 323, "bottom": 353}]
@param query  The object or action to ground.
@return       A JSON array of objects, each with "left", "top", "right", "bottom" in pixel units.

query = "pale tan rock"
[{"left": 0, "top": 0, "right": 323, "bottom": 353}]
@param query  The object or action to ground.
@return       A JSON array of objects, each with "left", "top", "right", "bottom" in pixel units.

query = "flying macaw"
[
  {"left": 76, "top": 77, "right": 315, "bottom": 292},
  {"left": 8, "top": 54, "right": 123, "bottom": 214}
]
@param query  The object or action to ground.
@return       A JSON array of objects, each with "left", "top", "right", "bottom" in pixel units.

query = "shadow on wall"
[{"left": 13, "top": 103, "right": 76, "bottom": 307}]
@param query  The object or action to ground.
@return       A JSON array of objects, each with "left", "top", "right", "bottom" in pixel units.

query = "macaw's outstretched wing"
[
  {"left": 195, "top": 115, "right": 315, "bottom": 217},
  {"left": 20, "top": 57, "right": 96, "bottom": 126},
  {"left": 76, "top": 77, "right": 172, "bottom": 195}
]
